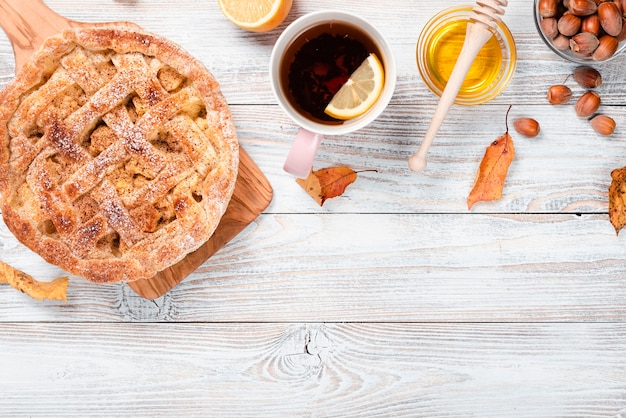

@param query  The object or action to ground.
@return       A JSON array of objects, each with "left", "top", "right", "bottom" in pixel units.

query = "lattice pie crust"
[{"left": 0, "top": 28, "right": 239, "bottom": 283}]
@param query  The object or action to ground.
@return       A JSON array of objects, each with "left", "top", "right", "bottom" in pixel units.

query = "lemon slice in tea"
[
  {"left": 218, "top": 0, "right": 292, "bottom": 32},
  {"left": 324, "top": 53, "right": 385, "bottom": 120}
]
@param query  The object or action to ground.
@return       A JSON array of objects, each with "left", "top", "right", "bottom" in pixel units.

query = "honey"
[
  {"left": 425, "top": 19, "right": 502, "bottom": 99},
  {"left": 417, "top": 6, "right": 517, "bottom": 105}
]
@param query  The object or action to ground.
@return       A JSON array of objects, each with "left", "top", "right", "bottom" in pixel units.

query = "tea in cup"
[{"left": 269, "top": 10, "right": 396, "bottom": 178}]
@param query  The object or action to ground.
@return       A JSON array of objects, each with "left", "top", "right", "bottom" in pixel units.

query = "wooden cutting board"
[{"left": 0, "top": 0, "right": 274, "bottom": 299}]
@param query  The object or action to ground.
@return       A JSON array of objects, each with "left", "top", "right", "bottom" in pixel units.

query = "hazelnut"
[
  {"left": 513, "top": 117, "right": 541, "bottom": 137},
  {"left": 553, "top": 34, "right": 572, "bottom": 50},
  {"left": 581, "top": 14, "right": 602, "bottom": 35},
  {"left": 558, "top": 13, "right": 583, "bottom": 36},
  {"left": 593, "top": 34, "right": 619, "bottom": 60},
  {"left": 589, "top": 114, "right": 616, "bottom": 135},
  {"left": 617, "top": 17, "right": 626, "bottom": 42},
  {"left": 575, "top": 91, "right": 601, "bottom": 117},
  {"left": 573, "top": 66, "right": 603, "bottom": 88},
  {"left": 539, "top": 0, "right": 559, "bottom": 17},
  {"left": 547, "top": 84, "right": 573, "bottom": 104},
  {"left": 541, "top": 17, "right": 560, "bottom": 38},
  {"left": 598, "top": 2, "right": 623, "bottom": 36},
  {"left": 569, "top": 0, "right": 598, "bottom": 16},
  {"left": 570, "top": 32, "right": 600, "bottom": 55}
]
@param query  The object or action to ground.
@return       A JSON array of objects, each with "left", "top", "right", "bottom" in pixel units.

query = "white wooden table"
[{"left": 1, "top": 0, "right": 626, "bottom": 416}]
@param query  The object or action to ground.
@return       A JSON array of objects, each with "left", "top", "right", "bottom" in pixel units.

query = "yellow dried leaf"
[
  {"left": 608, "top": 166, "right": 626, "bottom": 235},
  {"left": 0, "top": 260, "right": 69, "bottom": 302},
  {"left": 296, "top": 169, "right": 324, "bottom": 206}
]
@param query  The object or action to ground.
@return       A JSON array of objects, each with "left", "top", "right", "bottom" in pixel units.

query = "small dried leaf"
[
  {"left": 0, "top": 260, "right": 69, "bottom": 302},
  {"left": 608, "top": 166, "right": 626, "bottom": 235},
  {"left": 296, "top": 166, "right": 359, "bottom": 206},
  {"left": 296, "top": 170, "right": 324, "bottom": 205},
  {"left": 467, "top": 132, "right": 516, "bottom": 209}
]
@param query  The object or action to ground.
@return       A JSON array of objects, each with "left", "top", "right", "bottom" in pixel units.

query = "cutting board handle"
[
  {"left": 0, "top": 0, "right": 79, "bottom": 70},
  {"left": 0, "top": 0, "right": 140, "bottom": 71}
]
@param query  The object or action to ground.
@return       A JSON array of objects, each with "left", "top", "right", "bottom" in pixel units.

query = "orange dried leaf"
[
  {"left": 0, "top": 260, "right": 69, "bottom": 302},
  {"left": 608, "top": 166, "right": 626, "bottom": 235},
  {"left": 296, "top": 166, "right": 359, "bottom": 206},
  {"left": 467, "top": 132, "right": 515, "bottom": 210}
]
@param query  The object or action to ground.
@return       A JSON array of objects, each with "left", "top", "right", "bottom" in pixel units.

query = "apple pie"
[{"left": 0, "top": 27, "right": 239, "bottom": 283}]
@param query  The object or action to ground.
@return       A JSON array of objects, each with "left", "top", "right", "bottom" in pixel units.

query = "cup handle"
[{"left": 283, "top": 128, "right": 323, "bottom": 178}]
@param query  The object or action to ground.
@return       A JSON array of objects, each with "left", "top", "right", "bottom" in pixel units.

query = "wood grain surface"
[
  {"left": 1, "top": 323, "right": 625, "bottom": 417},
  {"left": 1, "top": 0, "right": 626, "bottom": 416}
]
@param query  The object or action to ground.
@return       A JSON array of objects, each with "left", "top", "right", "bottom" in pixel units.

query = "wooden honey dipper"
[{"left": 408, "top": 0, "right": 508, "bottom": 172}]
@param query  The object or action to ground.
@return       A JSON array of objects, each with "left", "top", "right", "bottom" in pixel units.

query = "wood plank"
[
  {"left": 2, "top": 213, "right": 626, "bottom": 322},
  {"left": 226, "top": 103, "right": 625, "bottom": 214},
  {"left": 1, "top": 322, "right": 625, "bottom": 417},
  {"left": 0, "top": 1, "right": 624, "bottom": 106}
]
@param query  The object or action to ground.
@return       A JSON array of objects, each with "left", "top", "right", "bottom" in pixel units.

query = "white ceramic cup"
[{"left": 269, "top": 10, "right": 397, "bottom": 178}]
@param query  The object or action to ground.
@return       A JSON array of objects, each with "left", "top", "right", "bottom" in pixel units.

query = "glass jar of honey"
[{"left": 417, "top": 6, "right": 517, "bottom": 106}]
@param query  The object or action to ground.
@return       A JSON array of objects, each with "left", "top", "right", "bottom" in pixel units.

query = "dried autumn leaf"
[
  {"left": 296, "top": 166, "right": 360, "bottom": 206},
  {"left": 0, "top": 260, "right": 69, "bottom": 302},
  {"left": 467, "top": 121, "right": 516, "bottom": 209},
  {"left": 608, "top": 166, "right": 626, "bottom": 235}
]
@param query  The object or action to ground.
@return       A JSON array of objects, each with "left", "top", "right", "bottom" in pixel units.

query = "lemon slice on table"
[
  {"left": 218, "top": 0, "right": 292, "bottom": 32},
  {"left": 324, "top": 53, "right": 385, "bottom": 120}
]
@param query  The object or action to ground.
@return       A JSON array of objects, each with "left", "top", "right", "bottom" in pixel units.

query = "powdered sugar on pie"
[{"left": 0, "top": 27, "right": 239, "bottom": 283}]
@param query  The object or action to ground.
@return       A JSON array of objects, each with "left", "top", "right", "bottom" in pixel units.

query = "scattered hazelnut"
[
  {"left": 570, "top": 32, "right": 600, "bottom": 56},
  {"left": 573, "top": 66, "right": 602, "bottom": 88},
  {"left": 598, "top": 2, "right": 623, "bottom": 36},
  {"left": 589, "top": 114, "right": 616, "bottom": 135},
  {"left": 513, "top": 117, "right": 541, "bottom": 137},
  {"left": 575, "top": 91, "right": 601, "bottom": 117},
  {"left": 593, "top": 34, "right": 619, "bottom": 60},
  {"left": 547, "top": 84, "right": 573, "bottom": 104}
]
